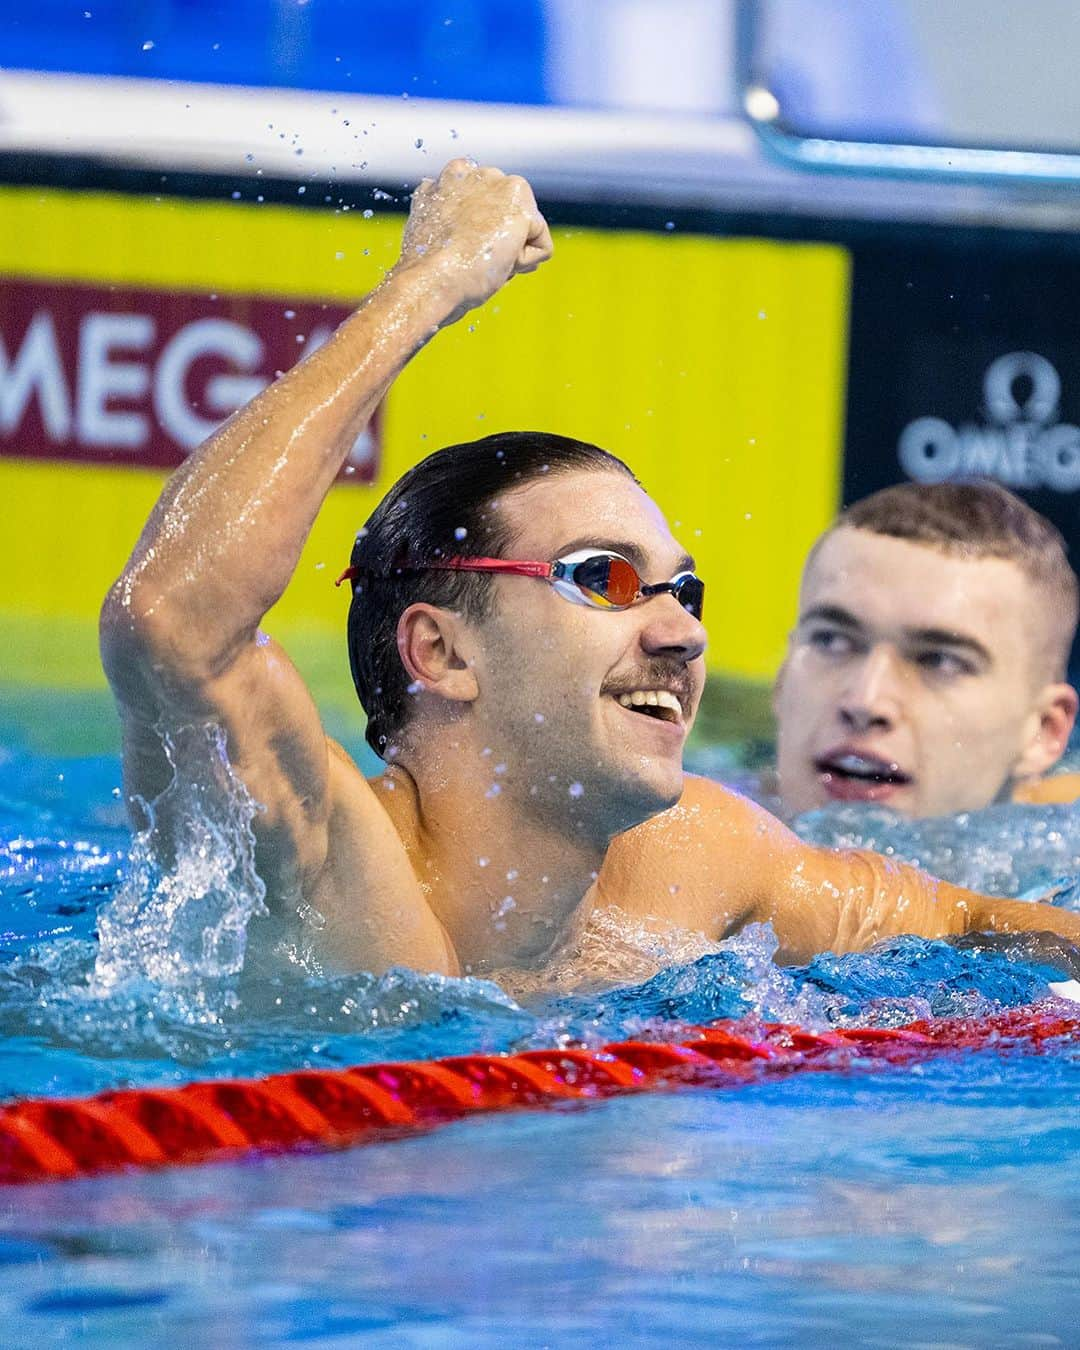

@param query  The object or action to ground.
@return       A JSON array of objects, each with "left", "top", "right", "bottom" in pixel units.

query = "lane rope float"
[{"left": 2, "top": 1006, "right": 1075, "bottom": 1185}]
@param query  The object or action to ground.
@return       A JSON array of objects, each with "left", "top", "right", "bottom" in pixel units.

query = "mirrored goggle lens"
[
  {"left": 569, "top": 554, "right": 641, "bottom": 608},
  {"left": 673, "top": 574, "right": 705, "bottom": 620}
]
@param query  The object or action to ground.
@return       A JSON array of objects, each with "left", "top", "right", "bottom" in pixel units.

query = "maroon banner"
[{"left": 0, "top": 277, "right": 379, "bottom": 481}]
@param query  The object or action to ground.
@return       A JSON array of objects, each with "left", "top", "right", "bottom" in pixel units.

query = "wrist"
[{"left": 382, "top": 252, "right": 469, "bottom": 330}]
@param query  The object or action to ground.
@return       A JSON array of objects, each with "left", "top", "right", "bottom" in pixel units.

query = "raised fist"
[{"left": 396, "top": 159, "right": 553, "bottom": 325}]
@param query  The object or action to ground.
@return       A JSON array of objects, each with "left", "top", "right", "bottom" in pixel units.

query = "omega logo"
[{"left": 898, "top": 351, "right": 1080, "bottom": 492}]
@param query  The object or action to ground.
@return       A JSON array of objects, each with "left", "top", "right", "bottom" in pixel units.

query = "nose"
[
  {"left": 639, "top": 592, "right": 707, "bottom": 664},
  {"left": 838, "top": 646, "right": 904, "bottom": 734}
]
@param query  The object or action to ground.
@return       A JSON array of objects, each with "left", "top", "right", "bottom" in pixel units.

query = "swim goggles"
[{"left": 337, "top": 548, "right": 705, "bottom": 619}]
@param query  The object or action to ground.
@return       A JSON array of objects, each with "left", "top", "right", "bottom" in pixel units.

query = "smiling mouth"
[
  {"left": 814, "top": 752, "right": 912, "bottom": 788},
  {"left": 613, "top": 690, "right": 684, "bottom": 725}
]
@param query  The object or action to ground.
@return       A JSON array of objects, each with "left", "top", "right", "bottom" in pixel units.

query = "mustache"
[{"left": 601, "top": 663, "right": 696, "bottom": 704}]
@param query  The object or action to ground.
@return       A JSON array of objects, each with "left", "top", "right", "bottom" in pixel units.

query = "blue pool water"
[{"left": 2, "top": 695, "right": 1080, "bottom": 1346}]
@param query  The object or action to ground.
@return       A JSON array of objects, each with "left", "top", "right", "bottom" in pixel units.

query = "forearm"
[
  {"left": 962, "top": 891, "right": 1080, "bottom": 943},
  {"left": 863, "top": 860, "right": 1080, "bottom": 946},
  {"left": 103, "top": 260, "right": 455, "bottom": 678},
  {"left": 769, "top": 846, "right": 1080, "bottom": 959}
]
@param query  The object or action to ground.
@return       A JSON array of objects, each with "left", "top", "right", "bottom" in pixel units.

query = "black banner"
[{"left": 844, "top": 240, "right": 1080, "bottom": 562}]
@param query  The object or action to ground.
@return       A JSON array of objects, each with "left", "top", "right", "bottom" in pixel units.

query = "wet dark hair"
[{"left": 345, "top": 431, "right": 636, "bottom": 756}]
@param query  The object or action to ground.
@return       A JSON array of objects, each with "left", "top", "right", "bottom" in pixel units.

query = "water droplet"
[
  {"left": 363, "top": 208, "right": 374, "bottom": 219},
  {"left": 664, "top": 220, "right": 675, "bottom": 231},
  {"left": 478, "top": 856, "right": 490, "bottom": 867},
  {"left": 568, "top": 782, "right": 584, "bottom": 799},
  {"left": 141, "top": 39, "right": 154, "bottom": 51},
  {"left": 454, "top": 526, "right": 467, "bottom": 540}
]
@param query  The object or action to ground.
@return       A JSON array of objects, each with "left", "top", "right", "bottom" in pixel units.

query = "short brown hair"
[{"left": 828, "top": 479, "right": 1079, "bottom": 678}]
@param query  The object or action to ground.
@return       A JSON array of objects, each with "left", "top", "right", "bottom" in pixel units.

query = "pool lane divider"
[{"left": 1, "top": 1007, "right": 1075, "bottom": 1185}]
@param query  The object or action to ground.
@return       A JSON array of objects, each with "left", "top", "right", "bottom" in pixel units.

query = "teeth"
[
  {"left": 616, "top": 690, "right": 683, "bottom": 718},
  {"left": 834, "top": 753, "right": 893, "bottom": 774}
]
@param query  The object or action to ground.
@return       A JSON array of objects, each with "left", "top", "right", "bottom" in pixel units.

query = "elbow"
[
  {"left": 99, "top": 569, "right": 206, "bottom": 704},
  {"left": 101, "top": 571, "right": 150, "bottom": 669},
  {"left": 100, "top": 569, "right": 171, "bottom": 665}
]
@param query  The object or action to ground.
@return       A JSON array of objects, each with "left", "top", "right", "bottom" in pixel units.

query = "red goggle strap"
[{"left": 335, "top": 557, "right": 554, "bottom": 587}]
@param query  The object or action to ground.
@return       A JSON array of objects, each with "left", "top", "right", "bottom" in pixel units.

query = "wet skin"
[
  {"left": 100, "top": 160, "right": 1080, "bottom": 982},
  {"left": 774, "top": 528, "right": 1078, "bottom": 819}
]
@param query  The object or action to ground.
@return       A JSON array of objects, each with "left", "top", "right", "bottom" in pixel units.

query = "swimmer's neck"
[{"left": 377, "top": 753, "right": 611, "bottom": 973}]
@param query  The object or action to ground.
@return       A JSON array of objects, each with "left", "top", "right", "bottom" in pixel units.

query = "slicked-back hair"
[
  {"left": 831, "top": 479, "right": 1079, "bottom": 678},
  {"left": 345, "top": 431, "right": 637, "bottom": 756}
]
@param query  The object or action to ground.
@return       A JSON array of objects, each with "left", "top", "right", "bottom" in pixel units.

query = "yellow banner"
[{"left": 0, "top": 185, "right": 849, "bottom": 706}]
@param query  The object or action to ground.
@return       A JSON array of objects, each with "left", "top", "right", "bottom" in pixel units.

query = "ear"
[
  {"left": 1013, "top": 681, "right": 1079, "bottom": 779},
  {"left": 396, "top": 603, "right": 479, "bottom": 706}
]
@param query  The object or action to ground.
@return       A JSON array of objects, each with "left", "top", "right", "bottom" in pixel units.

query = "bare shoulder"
[
  {"left": 598, "top": 774, "right": 788, "bottom": 936},
  {"left": 309, "top": 743, "right": 458, "bottom": 976},
  {"left": 609, "top": 773, "right": 780, "bottom": 856},
  {"left": 1013, "top": 772, "right": 1080, "bottom": 806}
]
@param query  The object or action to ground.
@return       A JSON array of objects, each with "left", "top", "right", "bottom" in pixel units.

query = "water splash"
[
  {"left": 92, "top": 722, "right": 267, "bottom": 991},
  {"left": 1, "top": 714, "right": 1077, "bottom": 1099}
]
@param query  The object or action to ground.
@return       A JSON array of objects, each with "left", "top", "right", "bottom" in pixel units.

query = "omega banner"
[
  {"left": 0, "top": 276, "right": 377, "bottom": 480},
  {"left": 843, "top": 241, "right": 1080, "bottom": 560}
]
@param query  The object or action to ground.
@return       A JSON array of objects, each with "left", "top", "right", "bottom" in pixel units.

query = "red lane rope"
[{"left": 1, "top": 1007, "right": 1074, "bottom": 1185}]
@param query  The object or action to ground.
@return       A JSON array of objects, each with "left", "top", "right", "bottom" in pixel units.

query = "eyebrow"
[
  {"left": 798, "top": 603, "right": 994, "bottom": 665},
  {"left": 906, "top": 627, "right": 994, "bottom": 665},
  {"left": 554, "top": 536, "right": 696, "bottom": 576},
  {"left": 798, "top": 603, "right": 862, "bottom": 630}
]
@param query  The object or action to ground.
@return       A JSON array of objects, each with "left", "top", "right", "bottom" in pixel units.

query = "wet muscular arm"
[
  {"left": 605, "top": 775, "right": 1080, "bottom": 964},
  {"left": 100, "top": 161, "right": 552, "bottom": 953},
  {"left": 751, "top": 836, "right": 1080, "bottom": 963}
]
